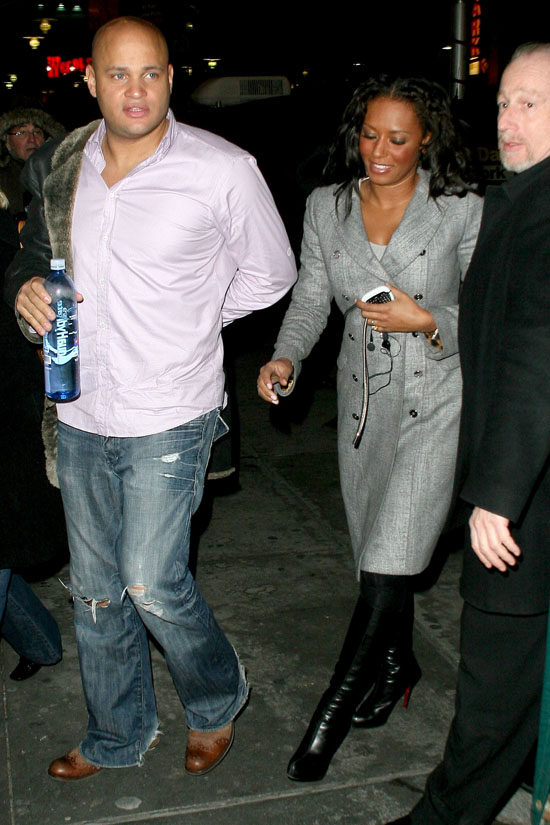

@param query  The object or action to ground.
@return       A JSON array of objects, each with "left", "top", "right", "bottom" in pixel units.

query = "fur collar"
[{"left": 43, "top": 121, "right": 100, "bottom": 277}]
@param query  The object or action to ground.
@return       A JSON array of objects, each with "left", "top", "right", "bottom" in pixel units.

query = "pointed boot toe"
[{"left": 10, "top": 657, "right": 42, "bottom": 681}]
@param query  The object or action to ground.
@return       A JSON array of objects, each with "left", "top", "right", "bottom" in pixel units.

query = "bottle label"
[{"left": 44, "top": 299, "right": 79, "bottom": 365}]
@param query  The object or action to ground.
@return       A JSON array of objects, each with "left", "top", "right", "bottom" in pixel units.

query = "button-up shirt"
[{"left": 57, "top": 111, "right": 296, "bottom": 436}]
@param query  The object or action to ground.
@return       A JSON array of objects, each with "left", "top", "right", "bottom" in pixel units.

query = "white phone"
[{"left": 361, "top": 286, "right": 394, "bottom": 303}]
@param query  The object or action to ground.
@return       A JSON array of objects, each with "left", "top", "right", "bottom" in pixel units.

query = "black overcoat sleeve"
[{"left": 3, "top": 139, "right": 59, "bottom": 311}]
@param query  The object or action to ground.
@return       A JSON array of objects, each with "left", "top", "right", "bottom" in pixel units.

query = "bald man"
[{"left": 6, "top": 17, "right": 296, "bottom": 780}]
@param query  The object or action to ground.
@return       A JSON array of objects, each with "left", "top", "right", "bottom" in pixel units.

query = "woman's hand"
[
  {"left": 356, "top": 283, "right": 436, "bottom": 334},
  {"left": 257, "top": 358, "right": 294, "bottom": 405}
]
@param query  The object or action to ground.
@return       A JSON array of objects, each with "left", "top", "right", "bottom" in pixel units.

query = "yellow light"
[
  {"left": 39, "top": 19, "right": 52, "bottom": 33},
  {"left": 469, "top": 60, "right": 480, "bottom": 75},
  {"left": 9, "top": 74, "right": 17, "bottom": 82},
  {"left": 5, "top": 82, "right": 13, "bottom": 89},
  {"left": 185, "top": 21, "right": 194, "bottom": 29},
  {"left": 29, "top": 37, "right": 41, "bottom": 49}
]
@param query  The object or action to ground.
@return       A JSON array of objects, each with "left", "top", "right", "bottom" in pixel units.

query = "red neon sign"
[{"left": 47, "top": 55, "right": 92, "bottom": 78}]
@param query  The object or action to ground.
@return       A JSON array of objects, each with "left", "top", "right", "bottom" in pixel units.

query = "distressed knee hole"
[
  {"left": 76, "top": 596, "right": 110, "bottom": 623},
  {"left": 127, "top": 584, "right": 164, "bottom": 618}
]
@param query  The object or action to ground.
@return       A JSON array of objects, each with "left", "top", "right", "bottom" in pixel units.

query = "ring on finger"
[{"left": 373, "top": 324, "right": 379, "bottom": 331}]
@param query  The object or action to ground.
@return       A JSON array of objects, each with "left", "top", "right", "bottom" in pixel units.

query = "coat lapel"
[{"left": 332, "top": 170, "right": 447, "bottom": 282}]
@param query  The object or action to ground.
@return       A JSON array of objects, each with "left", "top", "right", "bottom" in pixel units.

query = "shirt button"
[
  {"left": 109, "top": 192, "right": 115, "bottom": 199},
  {"left": 332, "top": 250, "right": 340, "bottom": 259},
  {"left": 352, "top": 413, "right": 359, "bottom": 420},
  {"left": 414, "top": 293, "right": 423, "bottom": 300},
  {"left": 409, "top": 409, "right": 418, "bottom": 418},
  {"left": 103, "top": 235, "right": 109, "bottom": 242},
  {"left": 414, "top": 370, "right": 423, "bottom": 377}
]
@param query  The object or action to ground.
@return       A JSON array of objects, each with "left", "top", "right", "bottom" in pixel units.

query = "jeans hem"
[
  {"left": 189, "top": 654, "right": 250, "bottom": 732},
  {"left": 79, "top": 723, "right": 161, "bottom": 769}
]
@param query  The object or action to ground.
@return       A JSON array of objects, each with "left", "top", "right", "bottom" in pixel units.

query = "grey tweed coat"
[{"left": 273, "top": 171, "right": 483, "bottom": 576}]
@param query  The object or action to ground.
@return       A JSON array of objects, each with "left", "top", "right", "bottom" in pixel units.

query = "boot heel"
[{"left": 402, "top": 683, "right": 414, "bottom": 709}]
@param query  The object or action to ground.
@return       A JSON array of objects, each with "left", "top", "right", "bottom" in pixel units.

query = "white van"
[{"left": 191, "top": 76, "right": 291, "bottom": 107}]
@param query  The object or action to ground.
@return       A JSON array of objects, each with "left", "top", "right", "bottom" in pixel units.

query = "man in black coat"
[{"left": 384, "top": 42, "right": 550, "bottom": 825}]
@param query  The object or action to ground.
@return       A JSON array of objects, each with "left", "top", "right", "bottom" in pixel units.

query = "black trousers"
[{"left": 411, "top": 603, "right": 547, "bottom": 825}]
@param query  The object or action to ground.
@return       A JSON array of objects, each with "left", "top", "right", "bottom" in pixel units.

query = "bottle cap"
[{"left": 51, "top": 258, "right": 66, "bottom": 270}]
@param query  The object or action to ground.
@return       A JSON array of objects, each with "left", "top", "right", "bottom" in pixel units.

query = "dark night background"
[{"left": 0, "top": 0, "right": 548, "bottom": 246}]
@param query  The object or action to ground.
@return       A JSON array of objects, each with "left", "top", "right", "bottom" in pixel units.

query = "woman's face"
[{"left": 359, "top": 96, "right": 429, "bottom": 188}]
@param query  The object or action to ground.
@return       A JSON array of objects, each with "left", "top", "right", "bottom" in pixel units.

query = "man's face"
[
  {"left": 497, "top": 52, "right": 550, "bottom": 173},
  {"left": 5, "top": 121, "right": 45, "bottom": 161},
  {"left": 85, "top": 21, "right": 173, "bottom": 144}
]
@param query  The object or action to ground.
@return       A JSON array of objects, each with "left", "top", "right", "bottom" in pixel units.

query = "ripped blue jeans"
[{"left": 57, "top": 411, "right": 248, "bottom": 768}]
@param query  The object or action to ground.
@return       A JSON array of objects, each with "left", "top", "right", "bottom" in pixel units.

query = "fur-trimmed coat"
[{"left": 4, "top": 123, "right": 99, "bottom": 487}]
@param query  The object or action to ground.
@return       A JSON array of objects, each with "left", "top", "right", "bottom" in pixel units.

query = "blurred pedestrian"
[
  {"left": 258, "top": 74, "right": 482, "bottom": 782},
  {"left": 0, "top": 105, "right": 64, "bottom": 220},
  {"left": 0, "top": 191, "right": 62, "bottom": 681}
]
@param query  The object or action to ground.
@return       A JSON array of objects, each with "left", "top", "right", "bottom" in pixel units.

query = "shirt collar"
[{"left": 85, "top": 109, "right": 177, "bottom": 171}]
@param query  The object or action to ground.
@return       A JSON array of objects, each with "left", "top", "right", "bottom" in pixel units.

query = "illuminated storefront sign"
[
  {"left": 469, "top": 3, "right": 487, "bottom": 75},
  {"left": 47, "top": 55, "right": 92, "bottom": 78}
]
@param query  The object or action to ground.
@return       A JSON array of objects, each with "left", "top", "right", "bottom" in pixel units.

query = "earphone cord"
[{"left": 353, "top": 317, "right": 370, "bottom": 448}]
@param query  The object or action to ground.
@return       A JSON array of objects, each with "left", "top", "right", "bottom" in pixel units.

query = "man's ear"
[
  {"left": 168, "top": 64, "right": 174, "bottom": 93},
  {"left": 85, "top": 64, "right": 97, "bottom": 99}
]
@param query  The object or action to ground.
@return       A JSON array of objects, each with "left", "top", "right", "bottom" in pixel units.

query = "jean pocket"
[{"left": 213, "top": 411, "right": 230, "bottom": 442}]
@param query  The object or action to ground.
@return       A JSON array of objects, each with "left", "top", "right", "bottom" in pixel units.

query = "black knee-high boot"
[
  {"left": 287, "top": 574, "right": 394, "bottom": 782},
  {"left": 352, "top": 591, "right": 421, "bottom": 728}
]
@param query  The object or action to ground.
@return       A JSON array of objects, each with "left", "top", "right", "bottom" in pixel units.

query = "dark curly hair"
[{"left": 324, "top": 74, "right": 478, "bottom": 217}]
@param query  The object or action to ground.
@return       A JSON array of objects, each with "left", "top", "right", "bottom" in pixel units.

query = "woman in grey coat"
[{"left": 258, "top": 76, "right": 483, "bottom": 782}]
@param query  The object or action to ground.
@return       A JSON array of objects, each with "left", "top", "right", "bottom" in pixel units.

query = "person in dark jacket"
[
  {"left": 0, "top": 106, "right": 64, "bottom": 220},
  {"left": 384, "top": 41, "right": 550, "bottom": 825},
  {"left": 0, "top": 192, "right": 63, "bottom": 680}
]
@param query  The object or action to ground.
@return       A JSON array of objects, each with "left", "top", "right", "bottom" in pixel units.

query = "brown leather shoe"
[
  {"left": 48, "top": 748, "right": 102, "bottom": 781},
  {"left": 185, "top": 721, "right": 234, "bottom": 775}
]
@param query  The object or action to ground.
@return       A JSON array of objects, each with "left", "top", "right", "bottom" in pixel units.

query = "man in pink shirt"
[{"left": 7, "top": 16, "right": 296, "bottom": 780}]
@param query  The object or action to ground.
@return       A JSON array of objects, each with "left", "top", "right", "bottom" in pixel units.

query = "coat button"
[
  {"left": 412, "top": 331, "right": 419, "bottom": 337},
  {"left": 352, "top": 413, "right": 359, "bottom": 420},
  {"left": 409, "top": 409, "right": 418, "bottom": 418},
  {"left": 352, "top": 374, "right": 358, "bottom": 381},
  {"left": 342, "top": 293, "right": 349, "bottom": 300},
  {"left": 348, "top": 333, "right": 355, "bottom": 341},
  {"left": 419, "top": 249, "right": 426, "bottom": 256},
  {"left": 332, "top": 250, "right": 340, "bottom": 258},
  {"left": 414, "top": 370, "right": 423, "bottom": 377},
  {"left": 414, "top": 293, "right": 423, "bottom": 300}
]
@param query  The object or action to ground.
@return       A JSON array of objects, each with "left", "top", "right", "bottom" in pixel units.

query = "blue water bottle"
[{"left": 43, "top": 258, "right": 80, "bottom": 401}]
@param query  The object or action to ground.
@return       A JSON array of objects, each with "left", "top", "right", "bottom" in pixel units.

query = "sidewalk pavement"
[{"left": 0, "top": 333, "right": 532, "bottom": 825}]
